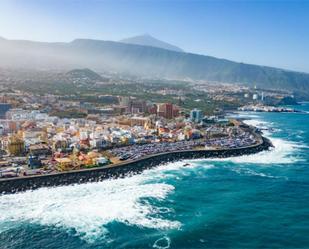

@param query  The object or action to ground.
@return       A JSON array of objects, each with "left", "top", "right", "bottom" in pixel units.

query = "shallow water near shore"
[{"left": 1, "top": 104, "right": 309, "bottom": 249}]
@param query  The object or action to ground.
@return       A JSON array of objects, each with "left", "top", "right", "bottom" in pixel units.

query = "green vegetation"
[
  {"left": 12, "top": 76, "right": 245, "bottom": 114},
  {"left": 66, "top": 68, "right": 107, "bottom": 82},
  {"left": 1, "top": 37, "right": 309, "bottom": 98}
]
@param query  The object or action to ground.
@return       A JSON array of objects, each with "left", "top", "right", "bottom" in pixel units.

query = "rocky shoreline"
[{"left": 0, "top": 136, "right": 272, "bottom": 195}]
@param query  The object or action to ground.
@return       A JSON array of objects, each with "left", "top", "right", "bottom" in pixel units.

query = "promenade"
[{"left": 0, "top": 133, "right": 272, "bottom": 194}]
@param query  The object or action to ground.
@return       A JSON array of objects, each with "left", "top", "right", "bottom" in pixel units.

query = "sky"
[{"left": 0, "top": 0, "right": 309, "bottom": 72}]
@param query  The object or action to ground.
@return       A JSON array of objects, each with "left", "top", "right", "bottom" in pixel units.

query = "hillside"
[
  {"left": 0, "top": 37, "right": 309, "bottom": 97},
  {"left": 66, "top": 68, "right": 105, "bottom": 81}
]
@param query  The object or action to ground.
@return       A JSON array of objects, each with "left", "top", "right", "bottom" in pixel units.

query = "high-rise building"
[
  {"left": 157, "top": 103, "right": 179, "bottom": 119},
  {"left": 190, "top": 108, "right": 203, "bottom": 123},
  {"left": 130, "top": 100, "right": 147, "bottom": 113},
  {"left": 165, "top": 103, "right": 173, "bottom": 119}
]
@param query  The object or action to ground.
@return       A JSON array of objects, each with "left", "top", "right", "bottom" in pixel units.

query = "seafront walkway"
[{"left": 0, "top": 131, "right": 272, "bottom": 194}]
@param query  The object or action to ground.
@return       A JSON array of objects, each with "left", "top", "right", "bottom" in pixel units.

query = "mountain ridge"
[{"left": 0, "top": 36, "right": 309, "bottom": 97}]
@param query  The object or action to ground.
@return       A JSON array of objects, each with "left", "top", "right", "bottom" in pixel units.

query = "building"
[
  {"left": 28, "top": 155, "right": 42, "bottom": 169},
  {"left": 103, "top": 108, "right": 116, "bottom": 115},
  {"left": 119, "top": 96, "right": 131, "bottom": 106},
  {"left": 95, "top": 157, "right": 110, "bottom": 166},
  {"left": 148, "top": 104, "right": 158, "bottom": 115},
  {"left": 113, "top": 105, "right": 127, "bottom": 115},
  {"left": 130, "top": 100, "right": 147, "bottom": 113},
  {"left": 130, "top": 117, "right": 150, "bottom": 127},
  {"left": 190, "top": 108, "right": 203, "bottom": 123},
  {"left": 55, "top": 158, "right": 73, "bottom": 171},
  {"left": 0, "top": 103, "right": 11, "bottom": 119},
  {"left": 165, "top": 103, "right": 173, "bottom": 119},
  {"left": 157, "top": 103, "right": 179, "bottom": 119},
  {"left": 172, "top": 106, "right": 180, "bottom": 118},
  {"left": 8, "top": 135, "right": 25, "bottom": 156},
  {"left": 29, "top": 143, "right": 52, "bottom": 156}
]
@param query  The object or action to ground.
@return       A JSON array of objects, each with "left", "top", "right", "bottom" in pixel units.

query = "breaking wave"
[
  {"left": 188, "top": 133, "right": 302, "bottom": 165},
  {"left": 0, "top": 158, "right": 219, "bottom": 243},
  {"left": 198, "top": 117, "right": 305, "bottom": 165},
  {"left": 0, "top": 172, "right": 181, "bottom": 242},
  {"left": 0, "top": 113, "right": 305, "bottom": 245},
  {"left": 216, "top": 137, "right": 303, "bottom": 164}
]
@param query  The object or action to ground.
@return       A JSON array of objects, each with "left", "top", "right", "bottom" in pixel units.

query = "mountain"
[
  {"left": 119, "top": 34, "right": 183, "bottom": 52},
  {"left": 0, "top": 37, "right": 309, "bottom": 97}
]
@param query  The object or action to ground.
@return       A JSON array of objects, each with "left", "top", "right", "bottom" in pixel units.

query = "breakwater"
[{"left": 0, "top": 136, "right": 272, "bottom": 194}]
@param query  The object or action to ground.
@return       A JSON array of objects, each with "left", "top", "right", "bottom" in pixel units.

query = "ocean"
[{"left": 0, "top": 104, "right": 309, "bottom": 249}]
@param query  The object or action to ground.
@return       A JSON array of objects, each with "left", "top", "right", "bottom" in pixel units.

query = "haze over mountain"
[
  {"left": 119, "top": 34, "right": 183, "bottom": 52},
  {"left": 0, "top": 36, "right": 309, "bottom": 98}
]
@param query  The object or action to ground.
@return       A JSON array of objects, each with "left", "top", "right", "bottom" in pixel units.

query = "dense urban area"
[{"left": 0, "top": 68, "right": 295, "bottom": 178}]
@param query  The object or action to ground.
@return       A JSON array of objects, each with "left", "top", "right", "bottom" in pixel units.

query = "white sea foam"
[
  {"left": 153, "top": 236, "right": 171, "bottom": 249},
  {"left": 189, "top": 134, "right": 302, "bottom": 165},
  {"left": 230, "top": 112, "right": 260, "bottom": 119},
  {"left": 198, "top": 116, "right": 305, "bottom": 165},
  {"left": 243, "top": 119, "right": 271, "bottom": 129},
  {"left": 224, "top": 137, "right": 303, "bottom": 164},
  {"left": 0, "top": 114, "right": 304, "bottom": 243},
  {"left": 142, "top": 160, "right": 215, "bottom": 181},
  {"left": 0, "top": 158, "right": 219, "bottom": 242},
  {"left": 0, "top": 173, "right": 181, "bottom": 242},
  {"left": 230, "top": 167, "right": 287, "bottom": 179}
]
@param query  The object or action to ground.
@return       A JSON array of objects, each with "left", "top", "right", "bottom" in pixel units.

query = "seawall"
[{"left": 0, "top": 137, "right": 272, "bottom": 195}]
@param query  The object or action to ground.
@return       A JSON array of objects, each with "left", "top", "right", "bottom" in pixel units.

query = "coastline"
[{"left": 0, "top": 135, "right": 273, "bottom": 195}]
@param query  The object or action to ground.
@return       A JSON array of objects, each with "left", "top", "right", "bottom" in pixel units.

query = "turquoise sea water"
[{"left": 1, "top": 104, "right": 309, "bottom": 249}]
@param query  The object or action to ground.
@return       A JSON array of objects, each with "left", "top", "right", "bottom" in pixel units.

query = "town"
[
  {"left": 0, "top": 89, "right": 262, "bottom": 178},
  {"left": 0, "top": 68, "right": 292, "bottom": 179}
]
